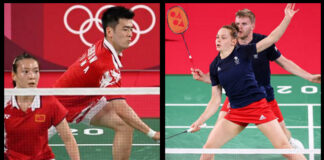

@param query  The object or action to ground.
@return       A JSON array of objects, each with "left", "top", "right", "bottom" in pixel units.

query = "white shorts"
[
  {"left": 73, "top": 96, "right": 108, "bottom": 126},
  {"left": 48, "top": 96, "right": 108, "bottom": 139}
]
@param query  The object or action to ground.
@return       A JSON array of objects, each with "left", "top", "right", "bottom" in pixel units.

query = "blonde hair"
[{"left": 235, "top": 9, "right": 255, "bottom": 24}]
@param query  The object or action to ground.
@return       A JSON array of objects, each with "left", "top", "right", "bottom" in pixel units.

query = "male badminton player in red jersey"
[
  {"left": 4, "top": 53, "right": 80, "bottom": 160},
  {"left": 52, "top": 6, "right": 159, "bottom": 160},
  {"left": 191, "top": 7, "right": 320, "bottom": 150}
]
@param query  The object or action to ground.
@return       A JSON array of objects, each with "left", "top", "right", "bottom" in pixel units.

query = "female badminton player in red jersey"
[
  {"left": 190, "top": 4, "right": 306, "bottom": 160},
  {"left": 4, "top": 53, "right": 80, "bottom": 160}
]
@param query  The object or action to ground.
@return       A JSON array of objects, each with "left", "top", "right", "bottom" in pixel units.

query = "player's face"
[
  {"left": 235, "top": 16, "right": 254, "bottom": 39},
  {"left": 111, "top": 18, "right": 133, "bottom": 52},
  {"left": 12, "top": 59, "right": 39, "bottom": 88},
  {"left": 215, "top": 28, "right": 236, "bottom": 52}
]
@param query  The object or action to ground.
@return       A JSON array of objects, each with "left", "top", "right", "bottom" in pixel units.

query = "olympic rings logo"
[{"left": 63, "top": 5, "right": 156, "bottom": 47}]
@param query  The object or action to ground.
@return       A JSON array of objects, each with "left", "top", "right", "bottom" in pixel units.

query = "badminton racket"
[
  {"left": 167, "top": 6, "right": 195, "bottom": 69},
  {"left": 166, "top": 123, "right": 207, "bottom": 140}
]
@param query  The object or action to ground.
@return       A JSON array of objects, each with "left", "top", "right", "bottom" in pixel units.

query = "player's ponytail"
[
  {"left": 230, "top": 22, "right": 239, "bottom": 38},
  {"left": 222, "top": 23, "right": 239, "bottom": 39}
]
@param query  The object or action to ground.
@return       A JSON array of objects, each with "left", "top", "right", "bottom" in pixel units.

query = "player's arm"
[
  {"left": 256, "top": 3, "right": 299, "bottom": 53},
  {"left": 190, "top": 85, "right": 222, "bottom": 132},
  {"left": 55, "top": 118, "right": 80, "bottom": 160},
  {"left": 275, "top": 55, "right": 321, "bottom": 83},
  {"left": 191, "top": 68, "right": 212, "bottom": 84},
  {"left": 111, "top": 99, "right": 160, "bottom": 141}
]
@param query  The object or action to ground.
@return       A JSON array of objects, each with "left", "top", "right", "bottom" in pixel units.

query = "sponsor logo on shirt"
[
  {"left": 253, "top": 54, "right": 258, "bottom": 59},
  {"left": 35, "top": 114, "right": 46, "bottom": 122},
  {"left": 217, "top": 67, "right": 221, "bottom": 71},
  {"left": 4, "top": 114, "right": 10, "bottom": 119},
  {"left": 234, "top": 56, "right": 240, "bottom": 64},
  {"left": 100, "top": 70, "right": 121, "bottom": 88}
]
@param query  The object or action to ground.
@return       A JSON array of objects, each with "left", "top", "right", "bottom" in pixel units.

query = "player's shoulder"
[
  {"left": 41, "top": 96, "right": 66, "bottom": 111},
  {"left": 4, "top": 95, "right": 15, "bottom": 110},
  {"left": 210, "top": 54, "right": 220, "bottom": 69},
  {"left": 211, "top": 54, "right": 220, "bottom": 64},
  {"left": 252, "top": 33, "right": 267, "bottom": 42},
  {"left": 93, "top": 38, "right": 113, "bottom": 58},
  {"left": 237, "top": 43, "right": 256, "bottom": 52},
  {"left": 92, "top": 38, "right": 104, "bottom": 46},
  {"left": 4, "top": 99, "right": 12, "bottom": 109}
]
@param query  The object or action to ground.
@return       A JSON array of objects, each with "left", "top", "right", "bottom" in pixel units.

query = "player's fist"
[
  {"left": 191, "top": 68, "right": 205, "bottom": 81},
  {"left": 309, "top": 74, "right": 321, "bottom": 84},
  {"left": 152, "top": 131, "right": 160, "bottom": 141},
  {"left": 190, "top": 121, "right": 203, "bottom": 133}
]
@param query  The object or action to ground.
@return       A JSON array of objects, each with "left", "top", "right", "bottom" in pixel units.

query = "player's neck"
[
  {"left": 107, "top": 38, "right": 123, "bottom": 54},
  {"left": 114, "top": 46, "right": 123, "bottom": 54},
  {"left": 16, "top": 96, "right": 35, "bottom": 112},
  {"left": 220, "top": 46, "right": 235, "bottom": 59},
  {"left": 111, "top": 43, "right": 123, "bottom": 54},
  {"left": 238, "top": 33, "right": 253, "bottom": 45}
]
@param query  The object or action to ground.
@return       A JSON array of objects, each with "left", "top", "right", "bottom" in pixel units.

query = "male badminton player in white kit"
[
  {"left": 191, "top": 7, "right": 321, "bottom": 150},
  {"left": 50, "top": 6, "right": 160, "bottom": 160}
]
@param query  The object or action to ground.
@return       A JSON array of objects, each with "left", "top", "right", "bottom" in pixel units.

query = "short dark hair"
[
  {"left": 12, "top": 52, "right": 39, "bottom": 87},
  {"left": 101, "top": 6, "right": 135, "bottom": 37}
]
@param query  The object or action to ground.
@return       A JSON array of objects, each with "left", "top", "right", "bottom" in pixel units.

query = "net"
[{"left": 4, "top": 87, "right": 160, "bottom": 160}]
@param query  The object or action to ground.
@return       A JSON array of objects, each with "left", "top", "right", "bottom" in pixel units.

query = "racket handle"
[
  {"left": 189, "top": 56, "right": 195, "bottom": 69},
  {"left": 187, "top": 123, "right": 207, "bottom": 133}
]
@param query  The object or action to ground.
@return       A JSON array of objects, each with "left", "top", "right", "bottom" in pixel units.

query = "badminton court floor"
[
  {"left": 50, "top": 119, "right": 160, "bottom": 160},
  {"left": 165, "top": 75, "right": 321, "bottom": 160}
]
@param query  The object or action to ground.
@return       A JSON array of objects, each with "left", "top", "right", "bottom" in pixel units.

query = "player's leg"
[
  {"left": 257, "top": 119, "right": 306, "bottom": 160},
  {"left": 216, "top": 111, "right": 227, "bottom": 123},
  {"left": 279, "top": 121, "right": 292, "bottom": 139},
  {"left": 270, "top": 99, "right": 291, "bottom": 139},
  {"left": 90, "top": 101, "right": 133, "bottom": 160},
  {"left": 200, "top": 119, "right": 245, "bottom": 160},
  {"left": 100, "top": 99, "right": 157, "bottom": 137},
  {"left": 215, "top": 97, "right": 230, "bottom": 123},
  {"left": 270, "top": 99, "right": 304, "bottom": 149}
]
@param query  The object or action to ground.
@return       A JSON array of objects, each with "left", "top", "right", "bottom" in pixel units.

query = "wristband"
[{"left": 147, "top": 129, "right": 156, "bottom": 138}]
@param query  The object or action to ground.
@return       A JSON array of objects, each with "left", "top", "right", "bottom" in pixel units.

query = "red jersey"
[
  {"left": 54, "top": 38, "right": 125, "bottom": 123},
  {"left": 4, "top": 95, "right": 68, "bottom": 160}
]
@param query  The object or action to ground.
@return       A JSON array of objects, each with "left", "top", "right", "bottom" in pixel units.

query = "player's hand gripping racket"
[
  {"left": 166, "top": 123, "right": 207, "bottom": 140},
  {"left": 167, "top": 6, "right": 195, "bottom": 69}
]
